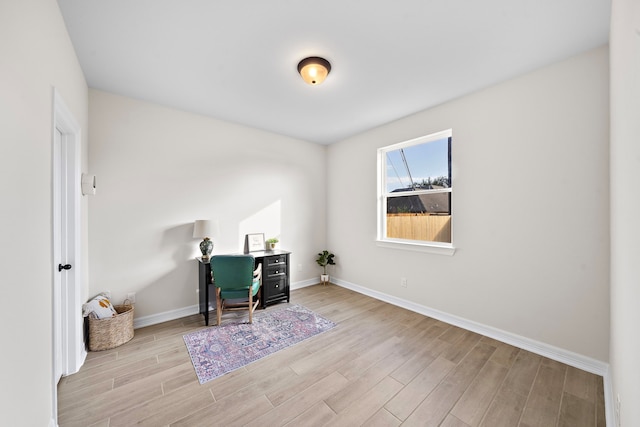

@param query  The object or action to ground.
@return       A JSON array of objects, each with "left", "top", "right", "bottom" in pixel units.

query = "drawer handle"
[
  {"left": 275, "top": 270, "right": 279, "bottom": 274},
  {"left": 275, "top": 284, "right": 279, "bottom": 288}
]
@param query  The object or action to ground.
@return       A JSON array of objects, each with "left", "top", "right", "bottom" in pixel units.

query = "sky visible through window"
[{"left": 385, "top": 137, "right": 449, "bottom": 193}]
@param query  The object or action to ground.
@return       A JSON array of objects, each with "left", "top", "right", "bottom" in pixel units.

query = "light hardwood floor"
[{"left": 58, "top": 284, "right": 606, "bottom": 427}]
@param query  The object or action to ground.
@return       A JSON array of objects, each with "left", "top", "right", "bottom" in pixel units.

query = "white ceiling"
[{"left": 57, "top": 0, "right": 611, "bottom": 145}]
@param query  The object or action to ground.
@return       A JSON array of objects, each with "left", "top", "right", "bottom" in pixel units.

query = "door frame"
[{"left": 52, "top": 89, "right": 86, "bottom": 423}]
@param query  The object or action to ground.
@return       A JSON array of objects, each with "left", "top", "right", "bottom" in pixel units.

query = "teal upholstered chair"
[{"left": 211, "top": 255, "right": 262, "bottom": 325}]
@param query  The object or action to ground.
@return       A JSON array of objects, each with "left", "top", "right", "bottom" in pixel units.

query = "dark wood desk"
[{"left": 196, "top": 250, "right": 291, "bottom": 326}]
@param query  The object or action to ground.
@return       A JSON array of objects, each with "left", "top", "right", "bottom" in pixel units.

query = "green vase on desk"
[{"left": 200, "top": 237, "right": 213, "bottom": 260}]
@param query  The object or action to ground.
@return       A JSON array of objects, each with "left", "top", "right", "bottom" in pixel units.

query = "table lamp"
[{"left": 193, "top": 220, "right": 218, "bottom": 260}]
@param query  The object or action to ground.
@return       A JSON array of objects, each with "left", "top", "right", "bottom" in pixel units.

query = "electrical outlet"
[
  {"left": 127, "top": 292, "right": 136, "bottom": 304},
  {"left": 616, "top": 394, "right": 621, "bottom": 426},
  {"left": 401, "top": 277, "right": 407, "bottom": 288}
]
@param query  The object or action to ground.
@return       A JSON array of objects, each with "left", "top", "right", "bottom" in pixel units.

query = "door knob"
[{"left": 58, "top": 264, "right": 72, "bottom": 272}]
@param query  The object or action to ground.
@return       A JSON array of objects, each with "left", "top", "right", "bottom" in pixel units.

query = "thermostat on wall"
[{"left": 81, "top": 174, "right": 96, "bottom": 196}]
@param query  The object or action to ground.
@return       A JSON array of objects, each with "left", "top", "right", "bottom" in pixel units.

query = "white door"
[
  {"left": 53, "top": 127, "right": 65, "bottom": 384},
  {"left": 52, "top": 90, "right": 85, "bottom": 425}
]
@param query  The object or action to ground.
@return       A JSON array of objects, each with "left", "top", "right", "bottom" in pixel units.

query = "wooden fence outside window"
[{"left": 386, "top": 213, "right": 451, "bottom": 243}]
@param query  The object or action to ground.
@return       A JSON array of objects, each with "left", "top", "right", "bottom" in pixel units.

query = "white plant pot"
[{"left": 320, "top": 274, "right": 329, "bottom": 285}]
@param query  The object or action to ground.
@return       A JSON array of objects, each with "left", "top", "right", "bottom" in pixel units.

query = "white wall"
[
  {"left": 327, "top": 46, "right": 610, "bottom": 362},
  {"left": 609, "top": 0, "right": 640, "bottom": 424},
  {"left": 0, "top": 1, "right": 89, "bottom": 426},
  {"left": 88, "top": 90, "right": 326, "bottom": 319}
]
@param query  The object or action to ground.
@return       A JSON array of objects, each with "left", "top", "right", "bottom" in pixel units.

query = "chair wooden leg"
[
  {"left": 248, "top": 291, "right": 253, "bottom": 324},
  {"left": 216, "top": 287, "right": 222, "bottom": 326}
]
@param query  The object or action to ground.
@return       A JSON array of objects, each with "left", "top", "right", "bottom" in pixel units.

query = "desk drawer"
[
  {"left": 266, "top": 264, "right": 287, "bottom": 280},
  {"left": 264, "top": 255, "right": 287, "bottom": 268},
  {"left": 264, "top": 278, "right": 287, "bottom": 298}
]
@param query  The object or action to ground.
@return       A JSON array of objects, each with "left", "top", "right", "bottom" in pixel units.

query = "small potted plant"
[
  {"left": 266, "top": 238, "right": 279, "bottom": 251},
  {"left": 315, "top": 250, "right": 335, "bottom": 285}
]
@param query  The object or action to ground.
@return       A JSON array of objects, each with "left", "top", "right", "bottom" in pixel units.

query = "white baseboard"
[
  {"left": 331, "top": 277, "right": 614, "bottom": 426},
  {"left": 132, "top": 279, "right": 317, "bottom": 329},
  {"left": 133, "top": 277, "right": 608, "bottom": 375},
  {"left": 291, "top": 278, "right": 320, "bottom": 290},
  {"left": 332, "top": 277, "right": 607, "bottom": 374},
  {"left": 75, "top": 348, "right": 87, "bottom": 374},
  {"left": 133, "top": 304, "right": 199, "bottom": 329}
]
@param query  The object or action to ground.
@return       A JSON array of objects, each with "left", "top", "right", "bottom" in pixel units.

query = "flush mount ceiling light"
[{"left": 297, "top": 56, "right": 331, "bottom": 85}]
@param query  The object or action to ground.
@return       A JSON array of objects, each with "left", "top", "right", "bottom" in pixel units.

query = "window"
[{"left": 377, "top": 129, "right": 453, "bottom": 253}]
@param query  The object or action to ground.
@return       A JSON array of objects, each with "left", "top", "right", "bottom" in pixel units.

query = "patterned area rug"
[{"left": 183, "top": 304, "right": 336, "bottom": 384}]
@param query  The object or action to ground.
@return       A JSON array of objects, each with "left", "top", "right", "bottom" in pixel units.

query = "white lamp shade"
[{"left": 193, "top": 220, "right": 218, "bottom": 239}]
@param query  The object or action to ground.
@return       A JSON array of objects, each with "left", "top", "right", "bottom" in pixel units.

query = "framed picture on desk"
[{"left": 244, "top": 233, "right": 265, "bottom": 253}]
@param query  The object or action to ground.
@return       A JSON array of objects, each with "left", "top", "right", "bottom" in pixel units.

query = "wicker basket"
[{"left": 88, "top": 304, "right": 134, "bottom": 351}]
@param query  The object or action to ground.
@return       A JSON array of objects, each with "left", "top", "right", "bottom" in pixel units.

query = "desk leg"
[
  {"left": 199, "top": 261, "right": 214, "bottom": 326},
  {"left": 206, "top": 285, "right": 210, "bottom": 325},
  {"left": 259, "top": 285, "right": 265, "bottom": 309}
]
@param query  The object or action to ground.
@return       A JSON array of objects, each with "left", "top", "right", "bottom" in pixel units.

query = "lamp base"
[{"left": 200, "top": 238, "right": 213, "bottom": 260}]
